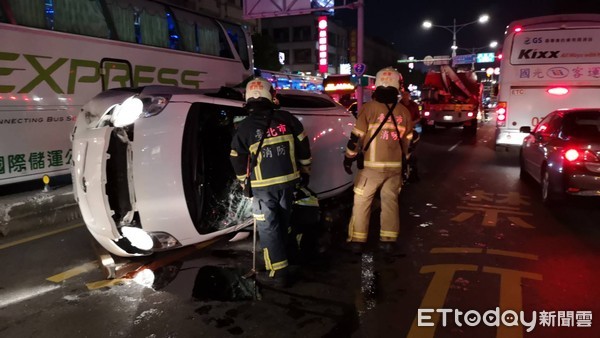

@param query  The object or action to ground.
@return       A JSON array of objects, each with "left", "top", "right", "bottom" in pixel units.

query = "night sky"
[{"left": 334, "top": 0, "right": 600, "bottom": 59}]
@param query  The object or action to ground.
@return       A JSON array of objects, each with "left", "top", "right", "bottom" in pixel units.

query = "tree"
[{"left": 251, "top": 34, "right": 281, "bottom": 71}]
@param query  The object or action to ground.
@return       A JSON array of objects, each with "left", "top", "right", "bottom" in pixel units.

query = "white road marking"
[{"left": 448, "top": 141, "right": 462, "bottom": 152}]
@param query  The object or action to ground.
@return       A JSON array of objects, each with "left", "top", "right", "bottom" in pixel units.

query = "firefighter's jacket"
[
  {"left": 346, "top": 100, "right": 413, "bottom": 171},
  {"left": 230, "top": 109, "right": 311, "bottom": 190}
]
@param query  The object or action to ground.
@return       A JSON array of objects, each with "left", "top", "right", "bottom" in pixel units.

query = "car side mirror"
[{"left": 519, "top": 126, "right": 532, "bottom": 134}]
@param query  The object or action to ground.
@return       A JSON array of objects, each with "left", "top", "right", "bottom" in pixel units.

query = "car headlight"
[
  {"left": 110, "top": 94, "right": 171, "bottom": 127},
  {"left": 111, "top": 96, "right": 143, "bottom": 127},
  {"left": 121, "top": 226, "right": 154, "bottom": 251}
]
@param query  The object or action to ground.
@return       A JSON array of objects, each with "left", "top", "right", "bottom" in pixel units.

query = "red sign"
[{"left": 318, "top": 16, "right": 328, "bottom": 74}]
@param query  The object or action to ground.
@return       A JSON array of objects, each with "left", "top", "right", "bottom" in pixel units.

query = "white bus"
[
  {"left": 495, "top": 14, "right": 600, "bottom": 148},
  {"left": 0, "top": 0, "right": 253, "bottom": 185}
]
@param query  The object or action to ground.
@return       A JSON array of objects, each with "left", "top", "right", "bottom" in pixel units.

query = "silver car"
[{"left": 520, "top": 108, "right": 600, "bottom": 204}]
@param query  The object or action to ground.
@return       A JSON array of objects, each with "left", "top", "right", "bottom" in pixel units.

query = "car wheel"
[
  {"left": 463, "top": 119, "right": 477, "bottom": 135},
  {"left": 519, "top": 150, "right": 528, "bottom": 180},
  {"left": 541, "top": 168, "right": 563, "bottom": 205}
]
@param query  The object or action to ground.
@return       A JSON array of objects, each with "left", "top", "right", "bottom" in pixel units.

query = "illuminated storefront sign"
[
  {"left": 324, "top": 82, "right": 355, "bottom": 91},
  {"left": 318, "top": 16, "right": 328, "bottom": 74}
]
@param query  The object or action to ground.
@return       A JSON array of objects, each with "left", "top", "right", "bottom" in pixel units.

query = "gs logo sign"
[{"left": 524, "top": 37, "right": 543, "bottom": 45}]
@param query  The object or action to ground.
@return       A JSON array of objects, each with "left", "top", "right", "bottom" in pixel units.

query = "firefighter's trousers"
[
  {"left": 252, "top": 187, "right": 294, "bottom": 277},
  {"left": 348, "top": 168, "right": 402, "bottom": 243}
]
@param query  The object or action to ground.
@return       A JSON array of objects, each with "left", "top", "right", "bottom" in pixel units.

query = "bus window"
[
  {"left": 137, "top": 4, "right": 168, "bottom": 48},
  {"left": 199, "top": 16, "right": 228, "bottom": 57},
  {"left": 221, "top": 22, "right": 250, "bottom": 69},
  {"left": 54, "top": 0, "right": 110, "bottom": 39},
  {"left": 7, "top": 0, "right": 45, "bottom": 28},
  {"left": 171, "top": 9, "right": 199, "bottom": 53},
  {"left": 105, "top": 0, "right": 135, "bottom": 42},
  {"left": 165, "top": 10, "right": 180, "bottom": 50}
]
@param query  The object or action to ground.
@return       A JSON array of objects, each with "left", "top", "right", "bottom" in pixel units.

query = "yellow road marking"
[
  {"left": 487, "top": 249, "right": 538, "bottom": 260},
  {"left": 407, "top": 264, "right": 478, "bottom": 338},
  {"left": 86, "top": 278, "right": 128, "bottom": 290},
  {"left": 430, "top": 247, "right": 482, "bottom": 254},
  {"left": 483, "top": 267, "right": 543, "bottom": 338},
  {"left": 47, "top": 261, "right": 99, "bottom": 283},
  {"left": 0, "top": 223, "right": 84, "bottom": 250},
  {"left": 430, "top": 247, "right": 538, "bottom": 260},
  {"left": 85, "top": 237, "right": 223, "bottom": 289}
]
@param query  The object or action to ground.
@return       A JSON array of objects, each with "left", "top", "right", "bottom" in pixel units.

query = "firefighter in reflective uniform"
[
  {"left": 343, "top": 67, "right": 413, "bottom": 253},
  {"left": 230, "top": 78, "right": 311, "bottom": 287}
]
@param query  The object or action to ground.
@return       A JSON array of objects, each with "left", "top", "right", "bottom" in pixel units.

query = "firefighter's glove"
[
  {"left": 343, "top": 156, "right": 355, "bottom": 175},
  {"left": 299, "top": 172, "right": 310, "bottom": 187}
]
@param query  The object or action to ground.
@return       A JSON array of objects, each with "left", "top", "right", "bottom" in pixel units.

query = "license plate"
[{"left": 443, "top": 115, "right": 453, "bottom": 121}]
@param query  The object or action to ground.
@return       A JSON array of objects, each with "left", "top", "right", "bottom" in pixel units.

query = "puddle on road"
[{"left": 192, "top": 266, "right": 258, "bottom": 301}]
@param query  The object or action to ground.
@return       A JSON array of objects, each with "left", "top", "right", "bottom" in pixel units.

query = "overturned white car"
[{"left": 71, "top": 86, "right": 355, "bottom": 257}]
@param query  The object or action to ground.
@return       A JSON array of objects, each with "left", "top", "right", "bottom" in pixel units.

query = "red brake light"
[
  {"left": 496, "top": 101, "right": 507, "bottom": 125},
  {"left": 497, "top": 53, "right": 503, "bottom": 60},
  {"left": 514, "top": 26, "right": 522, "bottom": 32},
  {"left": 547, "top": 87, "right": 569, "bottom": 96},
  {"left": 467, "top": 112, "right": 474, "bottom": 117},
  {"left": 424, "top": 111, "right": 430, "bottom": 117},
  {"left": 564, "top": 149, "right": 580, "bottom": 162}
]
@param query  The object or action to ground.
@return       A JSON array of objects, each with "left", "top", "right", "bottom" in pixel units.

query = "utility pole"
[{"left": 356, "top": 0, "right": 364, "bottom": 111}]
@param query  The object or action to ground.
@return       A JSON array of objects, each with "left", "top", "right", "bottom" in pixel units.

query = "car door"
[{"left": 522, "top": 113, "right": 560, "bottom": 182}]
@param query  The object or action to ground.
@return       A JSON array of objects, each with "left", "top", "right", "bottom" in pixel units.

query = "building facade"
[{"left": 260, "top": 15, "right": 349, "bottom": 76}]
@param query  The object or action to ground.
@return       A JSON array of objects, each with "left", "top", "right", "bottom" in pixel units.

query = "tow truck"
[{"left": 420, "top": 65, "right": 482, "bottom": 134}]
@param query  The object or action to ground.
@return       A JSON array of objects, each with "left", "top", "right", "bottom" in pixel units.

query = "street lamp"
[{"left": 422, "top": 14, "right": 490, "bottom": 57}]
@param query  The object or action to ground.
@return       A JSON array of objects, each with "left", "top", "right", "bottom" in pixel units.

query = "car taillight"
[
  {"left": 564, "top": 149, "right": 580, "bottom": 162},
  {"left": 564, "top": 149, "right": 600, "bottom": 163},
  {"left": 467, "top": 112, "right": 474, "bottom": 117},
  {"left": 547, "top": 87, "right": 569, "bottom": 96},
  {"left": 496, "top": 102, "right": 507, "bottom": 126},
  {"left": 424, "top": 111, "right": 430, "bottom": 117},
  {"left": 514, "top": 26, "right": 522, "bottom": 32}
]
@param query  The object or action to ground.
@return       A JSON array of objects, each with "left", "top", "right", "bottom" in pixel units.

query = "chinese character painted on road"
[
  {"left": 0, "top": 156, "right": 4, "bottom": 174},
  {"left": 8, "top": 154, "right": 26, "bottom": 173},
  {"left": 47, "top": 150, "right": 64, "bottom": 167},
  {"left": 451, "top": 190, "right": 534, "bottom": 228},
  {"left": 28, "top": 152, "right": 45, "bottom": 170}
]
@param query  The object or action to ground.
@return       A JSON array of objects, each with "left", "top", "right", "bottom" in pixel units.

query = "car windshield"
[
  {"left": 277, "top": 94, "right": 336, "bottom": 108},
  {"left": 562, "top": 111, "right": 600, "bottom": 140}
]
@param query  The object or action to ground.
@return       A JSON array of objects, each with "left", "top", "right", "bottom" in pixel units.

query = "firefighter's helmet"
[
  {"left": 375, "top": 67, "right": 402, "bottom": 90},
  {"left": 245, "top": 77, "right": 274, "bottom": 102}
]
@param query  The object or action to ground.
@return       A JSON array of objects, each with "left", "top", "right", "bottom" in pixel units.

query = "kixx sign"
[{"left": 0, "top": 52, "right": 206, "bottom": 94}]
